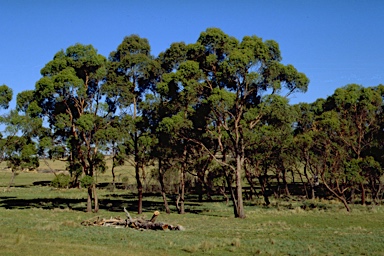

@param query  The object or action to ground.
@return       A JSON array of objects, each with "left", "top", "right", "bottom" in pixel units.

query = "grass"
[{"left": 1, "top": 169, "right": 384, "bottom": 255}]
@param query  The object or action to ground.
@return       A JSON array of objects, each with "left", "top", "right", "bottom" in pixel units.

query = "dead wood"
[{"left": 81, "top": 208, "right": 185, "bottom": 231}]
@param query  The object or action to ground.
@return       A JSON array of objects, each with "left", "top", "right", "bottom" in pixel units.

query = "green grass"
[{"left": 1, "top": 170, "right": 384, "bottom": 255}]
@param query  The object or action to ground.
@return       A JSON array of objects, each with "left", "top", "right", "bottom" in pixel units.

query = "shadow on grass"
[
  {"left": 0, "top": 194, "right": 206, "bottom": 214},
  {"left": 0, "top": 197, "right": 85, "bottom": 211}
]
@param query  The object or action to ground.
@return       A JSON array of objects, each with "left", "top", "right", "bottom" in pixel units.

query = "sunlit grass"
[{"left": 1, "top": 171, "right": 384, "bottom": 255}]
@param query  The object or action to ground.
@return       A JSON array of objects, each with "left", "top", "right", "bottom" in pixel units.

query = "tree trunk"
[
  {"left": 258, "top": 163, "right": 271, "bottom": 206},
  {"left": 158, "top": 159, "right": 170, "bottom": 214},
  {"left": 196, "top": 176, "right": 203, "bottom": 202},
  {"left": 196, "top": 162, "right": 210, "bottom": 202},
  {"left": 360, "top": 182, "right": 366, "bottom": 205},
  {"left": 134, "top": 132, "right": 143, "bottom": 215},
  {"left": 177, "top": 147, "right": 187, "bottom": 214},
  {"left": 244, "top": 166, "right": 259, "bottom": 199},
  {"left": 282, "top": 166, "right": 290, "bottom": 197},
  {"left": 225, "top": 169, "right": 238, "bottom": 215},
  {"left": 87, "top": 186, "right": 93, "bottom": 213},
  {"left": 235, "top": 154, "right": 245, "bottom": 218},
  {"left": 6, "top": 169, "right": 16, "bottom": 191},
  {"left": 111, "top": 160, "right": 116, "bottom": 192},
  {"left": 322, "top": 176, "right": 351, "bottom": 212},
  {"left": 92, "top": 183, "right": 99, "bottom": 213},
  {"left": 298, "top": 167, "right": 309, "bottom": 199},
  {"left": 178, "top": 170, "right": 185, "bottom": 214},
  {"left": 136, "top": 162, "right": 143, "bottom": 214}
]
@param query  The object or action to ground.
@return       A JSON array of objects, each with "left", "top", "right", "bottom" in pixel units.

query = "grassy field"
[{"left": 1, "top": 169, "right": 384, "bottom": 255}]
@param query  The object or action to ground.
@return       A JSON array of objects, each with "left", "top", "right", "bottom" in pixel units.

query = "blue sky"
[{"left": 1, "top": 0, "right": 383, "bottom": 107}]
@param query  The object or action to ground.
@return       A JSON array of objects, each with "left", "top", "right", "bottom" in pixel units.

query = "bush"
[
  {"left": 51, "top": 173, "right": 70, "bottom": 188},
  {"left": 121, "top": 176, "right": 129, "bottom": 190},
  {"left": 80, "top": 175, "right": 94, "bottom": 188}
]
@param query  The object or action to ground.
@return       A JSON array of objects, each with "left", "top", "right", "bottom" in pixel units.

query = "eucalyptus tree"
[
  {"left": 144, "top": 41, "right": 217, "bottom": 213},
  {"left": 155, "top": 59, "right": 208, "bottom": 213},
  {"left": 20, "top": 44, "right": 109, "bottom": 212},
  {"left": 0, "top": 85, "right": 42, "bottom": 190},
  {"left": 244, "top": 95, "right": 296, "bottom": 203},
  {"left": 104, "top": 35, "right": 159, "bottom": 214},
  {"left": 293, "top": 85, "right": 383, "bottom": 210},
  {"left": 2, "top": 121, "right": 39, "bottom": 190},
  {"left": 367, "top": 85, "right": 384, "bottom": 202},
  {"left": 158, "top": 28, "right": 309, "bottom": 218},
  {"left": 140, "top": 94, "right": 172, "bottom": 213},
  {"left": 323, "top": 84, "right": 383, "bottom": 205},
  {"left": 294, "top": 99, "right": 356, "bottom": 211},
  {"left": 196, "top": 29, "right": 308, "bottom": 218},
  {"left": 292, "top": 100, "right": 325, "bottom": 199}
]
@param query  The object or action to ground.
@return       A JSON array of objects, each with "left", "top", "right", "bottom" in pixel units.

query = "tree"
[
  {"left": 158, "top": 28, "right": 309, "bottom": 218},
  {"left": 293, "top": 85, "right": 384, "bottom": 211},
  {"left": 293, "top": 100, "right": 325, "bottom": 199},
  {"left": 245, "top": 95, "right": 296, "bottom": 204},
  {"left": 22, "top": 44, "right": 108, "bottom": 212},
  {"left": 104, "top": 35, "right": 159, "bottom": 214},
  {"left": 324, "top": 84, "right": 383, "bottom": 205},
  {"left": 0, "top": 86, "right": 41, "bottom": 190}
]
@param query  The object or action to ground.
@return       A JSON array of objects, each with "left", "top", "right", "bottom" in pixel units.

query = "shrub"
[
  {"left": 122, "top": 176, "right": 129, "bottom": 190},
  {"left": 51, "top": 173, "right": 70, "bottom": 188},
  {"left": 80, "top": 175, "right": 94, "bottom": 188}
]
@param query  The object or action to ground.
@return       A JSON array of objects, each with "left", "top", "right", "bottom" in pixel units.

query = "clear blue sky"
[{"left": 1, "top": 0, "right": 383, "bottom": 107}]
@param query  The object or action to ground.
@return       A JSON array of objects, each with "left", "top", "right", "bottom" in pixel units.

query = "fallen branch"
[{"left": 81, "top": 208, "right": 185, "bottom": 231}]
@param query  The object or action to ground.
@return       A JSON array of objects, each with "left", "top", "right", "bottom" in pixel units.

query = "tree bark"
[
  {"left": 244, "top": 165, "right": 259, "bottom": 200},
  {"left": 225, "top": 171, "right": 238, "bottom": 216},
  {"left": 177, "top": 147, "right": 187, "bottom": 214},
  {"left": 322, "top": 176, "right": 351, "bottom": 212},
  {"left": 360, "top": 182, "right": 366, "bottom": 205},
  {"left": 258, "top": 163, "right": 271, "bottom": 206},
  {"left": 81, "top": 209, "right": 185, "bottom": 231},
  {"left": 6, "top": 169, "right": 16, "bottom": 191},
  {"left": 282, "top": 166, "right": 290, "bottom": 197},
  {"left": 178, "top": 170, "right": 185, "bottom": 214},
  {"left": 92, "top": 183, "right": 99, "bottom": 213},
  {"left": 87, "top": 186, "right": 93, "bottom": 213},
  {"left": 134, "top": 133, "right": 143, "bottom": 215},
  {"left": 111, "top": 154, "right": 116, "bottom": 192},
  {"left": 136, "top": 163, "right": 143, "bottom": 214},
  {"left": 158, "top": 159, "right": 170, "bottom": 214},
  {"left": 235, "top": 154, "right": 245, "bottom": 218}
]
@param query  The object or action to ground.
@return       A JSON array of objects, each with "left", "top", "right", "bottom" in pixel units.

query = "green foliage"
[
  {"left": 75, "top": 114, "right": 94, "bottom": 132},
  {"left": 0, "top": 84, "right": 13, "bottom": 109},
  {"left": 67, "top": 161, "right": 83, "bottom": 178},
  {"left": 51, "top": 173, "right": 71, "bottom": 188},
  {"left": 16, "top": 90, "right": 34, "bottom": 112},
  {"left": 80, "top": 175, "right": 94, "bottom": 188}
]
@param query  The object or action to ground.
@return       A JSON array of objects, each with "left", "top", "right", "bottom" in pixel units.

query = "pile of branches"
[{"left": 81, "top": 208, "right": 185, "bottom": 231}]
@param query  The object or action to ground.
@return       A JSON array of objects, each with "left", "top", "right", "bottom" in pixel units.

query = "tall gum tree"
[
  {"left": 293, "top": 85, "right": 384, "bottom": 211},
  {"left": 104, "top": 35, "right": 159, "bottom": 214},
  {"left": 244, "top": 95, "right": 296, "bottom": 203},
  {"left": 292, "top": 100, "right": 325, "bottom": 199},
  {"left": 22, "top": 44, "right": 108, "bottom": 212},
  {"left": 160, "top": 28, "right": 309, "bottom": 218},
  {"left": 156, "top": 60, "right": 205, "bottom": 214},
  {"left": 323, "top": 84, "right": 383, "bottom": 206},
  {"left": 0, "top": 86, "right": 40, "bottom": 190}
]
